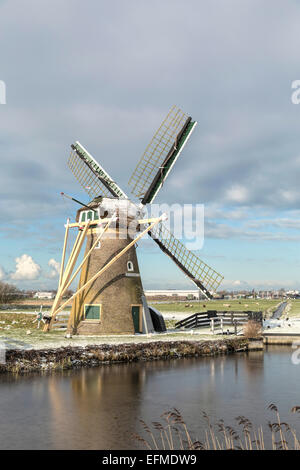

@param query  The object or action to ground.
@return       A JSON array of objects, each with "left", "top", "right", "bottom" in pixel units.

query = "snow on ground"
[
  {"left": 0, "top": 329, "right": 231, "bottom": 350},
  {"left": 163, "top": 312, "right": 193, "bottom": 321},
  {"left": 263, "top": 317, "right": 300, "bottom": 334}
]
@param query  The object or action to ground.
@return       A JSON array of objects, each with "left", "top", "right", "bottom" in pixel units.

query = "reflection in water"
[
  {"left": 46, "top": 365, "right": 147, "bottom": 449},
  {"left": 245, "top": 350, "right": 264, "bottom": 377},
  {"left": 0, "top": 347, "right": 299, "bottom": 449}
]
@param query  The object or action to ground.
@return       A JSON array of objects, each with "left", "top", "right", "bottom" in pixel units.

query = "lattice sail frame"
[
  {"left": 68, "top": 141, "right": 128, "bottom": 200},
  {"left": 149, "top": 222, "right": 223, "bottom": 298},
  {"left": 128, "top": 105, "right": 191, "bottom": 201}
]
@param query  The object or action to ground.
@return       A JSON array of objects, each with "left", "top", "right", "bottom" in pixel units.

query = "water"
[
  {"left": 0, "top": 346, "right": 300, "bottom": 449},
  {"left": 271, "top": 301, "right": 287, "bottom": 319}
]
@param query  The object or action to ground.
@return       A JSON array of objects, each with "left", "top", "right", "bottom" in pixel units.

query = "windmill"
[{"left": 45, "top": 106, "right": 223, "bottom": 335}]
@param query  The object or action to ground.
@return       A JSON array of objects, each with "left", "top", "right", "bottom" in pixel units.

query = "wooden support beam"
[
  {"left": 63, "top": 215, "right": 116, "bottom": 303},
  {"left": 58, "top": 218, "right": 70, "bottom": 288},
  {"left": 60, "top": 221, "right": 91, "bottom": 292},
  {"left": 62, "top": 229, "right": 82, "bottom": 282},
  {"left": 51, "top": 215, "right": 165, "bottom": 319},
  {"left": 43, "top": 221, "right": 91, "bottom": 332},
  {"left": 67, "top": 217, "right": 161, "bottom": 229}
]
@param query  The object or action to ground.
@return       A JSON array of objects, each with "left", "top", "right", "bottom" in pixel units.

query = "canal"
[{"left": 0, "top": 346, "right": 299, "bottom": 449}]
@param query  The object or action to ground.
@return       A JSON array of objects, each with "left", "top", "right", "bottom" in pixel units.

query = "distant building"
[
  {"left": 145, "top": 289, "right": 201, "bottom": 300},
  {"left": 34, "top": 292, "right": 55, "bottom": 300}
]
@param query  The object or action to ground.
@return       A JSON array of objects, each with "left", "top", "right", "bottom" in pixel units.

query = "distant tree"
[
  {"left": 63, "top": 289, "right": 74, "bottom": 299},
  {"left": 0, "top": 281, "right": 23, "bottom": 304},
  {"left": 24, "top": 290, "right": 35, "bottom": 298}
]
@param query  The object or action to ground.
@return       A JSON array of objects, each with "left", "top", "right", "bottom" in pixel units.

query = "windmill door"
[{"left": 131, "top": 306, "right": 141, "bottom": 333}]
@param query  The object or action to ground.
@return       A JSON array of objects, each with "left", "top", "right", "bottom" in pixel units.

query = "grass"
[
  {"left": 0, "top": 311, "right": 67, "bottom": 346},
  {"left": 0, "top": 310, "right": 233, "bottom": 348},
  {"left": 0, "top": 312, "right": 35, "bottom": 330},
  {"left": 151, "top": 299, "right": 280, "bottom": 316},
  {"left": 164, "top": 319, "right": 178, "bottom": 328},
  {"left": 0, "top": 298, "right": 275, "bottom": 348},
  {"left": 135, "top": 404, "right": 300, "bottom": 450},
  {"left": 285, "top": 300, "right": 300, "bottom": 318}
]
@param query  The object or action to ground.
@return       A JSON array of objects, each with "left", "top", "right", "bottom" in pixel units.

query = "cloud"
[
  {"left": 48, "top": 258, "right": 60, "bottom": 278},
  {"left": 0, "top": 0, "right": 300, "bottom": 223},
  {"left": 232, "top": 280, "right": 249, "bottom": 287},
  {"left": 246, "top": 217, "right": 300, "bottom": 230},
  {"left": 221, "top": 279, "right": 298, "bottom": 290},
  {"left": 10, "top": 254, "right": 41, "bottom": 281},
  {"left": 0, "top": 266, "right": 6, "bottom": 281},
  {"left": 225, "top": 185, "right": 249, "bottom": 204},
  {"left": 1, "top": 0, "right": 300, "bottom": 289}
]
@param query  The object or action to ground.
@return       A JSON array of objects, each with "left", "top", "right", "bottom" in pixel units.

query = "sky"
[{"left": 1, "top": 0, "right": 300, "bottom": 292}]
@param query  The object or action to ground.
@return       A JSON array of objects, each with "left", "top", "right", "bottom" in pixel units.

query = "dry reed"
[
  {"left": 134, "top": 404, "right": 300, "bottom": 450},
  {"left": 243, "top": 320, "right": 262, "bottom": 339}
]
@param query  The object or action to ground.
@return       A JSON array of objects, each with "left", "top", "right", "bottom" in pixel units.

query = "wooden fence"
[
  {"left": 52, "top": 312, "right": 70, "bottom": 330},
  {"left": 175, "top": 310, "right": 262, "bottom": 331}
]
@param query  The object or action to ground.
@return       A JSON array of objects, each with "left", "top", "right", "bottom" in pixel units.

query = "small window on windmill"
[
  {"left": 94, "top": 209, "right": 99, "bottom": 220},
  {"left": 80, "top": 211, "right": 86, "bottom": 222},
  {"left": 87, "top": 211, "right": 93, "bottom": 221},
  {"left": 127, "top": 261, "right": 134, "bottom": 272},
  {"left": 84, "top": 304, "right": 101, "bottom": 320}
]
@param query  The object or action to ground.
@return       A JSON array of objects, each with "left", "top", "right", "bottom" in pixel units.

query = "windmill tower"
[{"left": 46, "top": 106, "right": 223, "bottom": 335}]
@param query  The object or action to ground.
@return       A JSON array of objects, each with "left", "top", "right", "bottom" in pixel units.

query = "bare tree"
[{"left": 0, "top": 282, "right": 23, "bottom": 305}]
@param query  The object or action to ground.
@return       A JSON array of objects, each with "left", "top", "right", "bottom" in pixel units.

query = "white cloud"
[
  {"left": 225, "top": 185, "right": 248, "bottom": 204},
  {"left": 280, "top": 190, "right": 298, "bottom": 203},
  {"left": 10, "top": 254, "right": 41, "bottom": 281},
  {"left": 0, "top": 266, "right": 6, "bottom": 281},
  {"left": 222, "top": 279, "right": 299, "bottom": 290},
  {"left": 48, "top": 258, "right": 60, "bottom": 278},
  {"left": 233, "top": 280, "right": 247, "bottom": 287}
]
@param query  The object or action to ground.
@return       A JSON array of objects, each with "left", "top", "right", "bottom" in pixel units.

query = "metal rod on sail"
[{"left": 60, "top": 192, "right": 96, "bottom": 212}]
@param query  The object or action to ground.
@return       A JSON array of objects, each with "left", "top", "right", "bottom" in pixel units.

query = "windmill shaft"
[{"left": 61, "top": 192, "right": 95, "bottom": 211}]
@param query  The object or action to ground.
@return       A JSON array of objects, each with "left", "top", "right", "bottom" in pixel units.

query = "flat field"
[
  {"left": 0, "top": 310, "right": 230, "bottom": 349},
  {"left": 150, "top": 298, "right": 280, "bottom": 315},
  {"left": 0, "top": 298, "right": 282, "bottom": 349},
  {"left": 285, "top": 300, "right": 300, "bottom": 318}
]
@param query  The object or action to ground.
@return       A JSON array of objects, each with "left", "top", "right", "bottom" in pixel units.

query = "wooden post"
[
  {"left": 58, "top": 220, "right": 91, "bottom": 294},
  {"left": 221, "top": 317, "right": 223, "bottom": 335},
  {"left": 61, "top": 229, "right": 82, "bottom": 285},
  {"left": 142, "top": 306, "right": 149, "bottom": 335},
  {"left": 43, "top": 221, "right": 91, "bottom": 331},
  {"left": 59, "top": 218, "right": 70, "bottom": 288},
  {"left": 51, "top": 216, "right": 165, "bottom": 319}
]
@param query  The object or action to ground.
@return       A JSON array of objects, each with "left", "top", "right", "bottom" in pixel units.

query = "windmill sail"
[
  {"left": 128, "top": 105, "right": 197, "bottom": 205},
  {"left": 148, "top": 222, "right": 223, "bottom": 299},
  {"left": 68, "top": 141, "right": 128, "bottom": 199}
]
